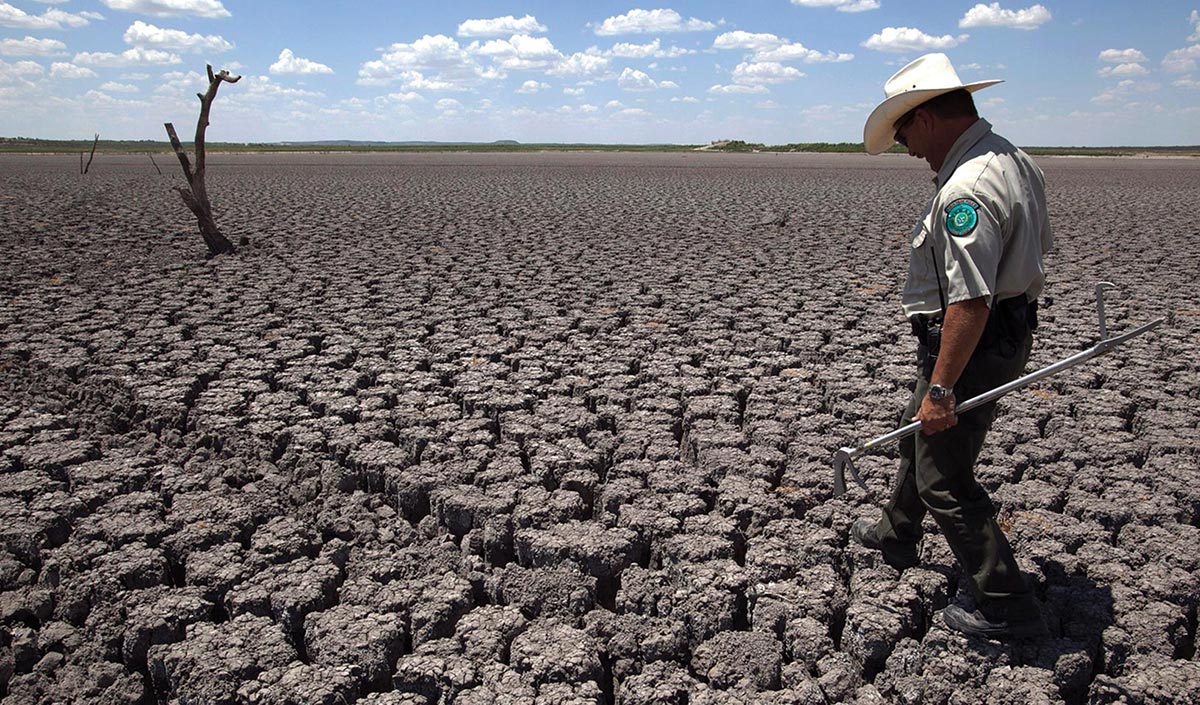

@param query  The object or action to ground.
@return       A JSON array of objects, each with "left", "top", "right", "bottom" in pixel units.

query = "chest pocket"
[{"left": 909, "top": 209, "right": 937, "bottom": 282}]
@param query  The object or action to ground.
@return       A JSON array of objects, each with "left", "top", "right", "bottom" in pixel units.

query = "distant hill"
[
  {"left": 275, "top": 139, "right": 524, "bottom": 147},
  {"left": 1, "top": 136, "right": 1197, "bottom": 156}
]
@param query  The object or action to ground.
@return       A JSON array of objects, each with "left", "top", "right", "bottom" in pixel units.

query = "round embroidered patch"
[{"left": 945, "top": 198, "right": 980, "bottom": 237}]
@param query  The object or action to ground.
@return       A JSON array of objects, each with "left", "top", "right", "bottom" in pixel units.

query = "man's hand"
[
  {"left": 914, "top": 391, "right": 957, "bottom": 435},
  {"left": 918, "top": 296, "right": 989, "bottom": 435}
]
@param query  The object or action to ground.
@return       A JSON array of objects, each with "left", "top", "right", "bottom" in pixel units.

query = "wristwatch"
[{"left": 928, "top": 384, "right": 954, "bottom": 402}]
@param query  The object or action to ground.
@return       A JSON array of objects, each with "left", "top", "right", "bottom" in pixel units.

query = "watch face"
[{"left": 930, "top": 385, "right": 948, "bottom": 400}]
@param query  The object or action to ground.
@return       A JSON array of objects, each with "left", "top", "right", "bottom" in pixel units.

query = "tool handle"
[{"left": 833, "top": 317, "right": 1162, "bottom": 495}]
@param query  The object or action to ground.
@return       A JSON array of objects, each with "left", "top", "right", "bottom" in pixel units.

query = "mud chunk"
[
  {"left": 841, "top": 567, "right": 926, "bottom": 678},
  {"left": 9, "top": 439, "right": 98, "bottom": 480},
  {"left": 75, "top": 491, "right": 169, "bottom": 548},
  {"left": 65, "top": 455, "right": 154, "bottom": 510},
  {"left": 617, "top": 561, "right": 747, "bottom": 646},
  {"left": 250, "top": 515, "right": 319, "bottom": 564},
  {"left": 692, "top": 630, "right": 783, "bottom": 690},
  {"left": 121, "top": 587, "right": 213, "bottom": 670},
  {"left": 515, "top": 521, "right": 642, "bottom": 581},
  {"left": 0, "top": 492, "right": 85, "bottom": 565},
  {"left": 185, "top": 543, "right": 264, "bottom": 602},
  {"left": 510, "top": 618, "right": 603, "bottom": 687},
  {"left": 453, "top": 605, "right": 528, "bottom": 662},
  {"left": 0, "top": 470, "right": 64, "bottom": 502},
  {"left": 489, "top": 564, "right": 597, "bottom": 621},
  {"left": 1088, "top": 655, "right": 1200, "bottom": 705},
  {"left": 149, "top": 614, "right": 296, "bottom": 705},
  {"left": 653, "top": 528, "right": 736, "bottom": 567},
  {"left": 3, "top": 659, "right": 145, "bottom": 704},
  {"left": 165, "top": 489, "right": 282, "bottom": 555},
  {"left": 455, "top": 661, "right": 537, "bottom": 705},
  {"left": 512, "top": 488, "right": 588, "bottom": 530},
  {"left": 51, "top": 542, "right": 170, "bottom": 624},
  {"left": 236, "top": 662, "right": 361, "bottom": 705},
  {"left": 393, "top": 638, "right": 480, "bottom": 703},
  {"left": 359, "top": 693, "right": 431, "bottom": 705},
  {"left": 744, "top": 518, "right": 842, "bottom": 583},
  {"left": 816, "top": 651, "right": 863, "bottom": 704},
  {"left": 431, "top": 483, "right": 517, "bottom": 538},
  {"left": 305, "top": 605, "right": 406, "bottom": 688},
  {"left": 585, "top": 610, "right": 689, "bottom": 681},
  {"left": 224, "top": 555, "right": 342, "bottom": 640},
  {"left": 409, "top": 572, "right": 475, "bottom": 647},
  {"left": 534, "top": 680, "right": 605, "bottom": 704},
  {"left": 386, "top": 461, "right": 474, "bottom": 523},
  {"left": 616, "top": 660, "right": 698, "bottom": 705}
]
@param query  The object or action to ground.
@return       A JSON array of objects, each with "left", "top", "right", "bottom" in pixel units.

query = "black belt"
[{"left": 911, "top": 296, "right": 1038, "bottom": 350}]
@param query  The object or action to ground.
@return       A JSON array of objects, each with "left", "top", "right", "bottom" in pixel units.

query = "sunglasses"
[{"left": 894, "top": 109, "right": 917, "bottom": 147}]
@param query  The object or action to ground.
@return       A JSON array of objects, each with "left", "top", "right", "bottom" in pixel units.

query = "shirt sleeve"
[{"left": 932, "top": 188, "right": 1003, "bottom": 307}]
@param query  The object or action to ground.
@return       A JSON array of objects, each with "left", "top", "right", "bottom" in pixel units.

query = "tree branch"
[{"left": 162, "top": 64, "right": 241, "bottom": 257}]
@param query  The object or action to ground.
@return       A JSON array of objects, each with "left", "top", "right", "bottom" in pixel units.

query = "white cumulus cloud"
[
  {"left": 547, "top": 51, "right": 609, "bottom": 78},
  {"left": 473, "top": 34, "right": 562, "bottom": 71},
  {"left": 458, "top": 15, "right": 546, "bottom": 37},
  {"left": 74, "top": 47, "right": 181, "bottom": 66},
  {"left": 1190, "top": 10, "right": 1199, "bottom": 42},
  {"left": 100, "top": 0, "right": 229, "bottom": 19},
  {"left": 862, "top": 27, "right": 968, "bottom": 52},
  {"left": 239, "top": 75, "right": 320, "bottom": 99},
  {"left": 0, "top": 2, "right": 100, "bottom": 30},
  {"left": 708, "top": 83, "right": 769, "bottom": 94},
  {"left": 732, "top": 61, "right": 805, "bottom": 85},
  {"left": 617, "top": 66, "right": 669, "bottom": 91},
  {"left": 790, "top": 0, "right": 880, "bottom": 12},
  {"left": 358, "top": 35, "right": 486, "bottom": 89},
  {"left": 713, "top": 31, "right": 785, "bottom": 52},
  {"left": 1098, "top": 63, "right": 1149, "bottom": 78},
  {"left": 1098, "top": 48, "right": 1147, "bottom": 64},
  {"left": 99, "top": 80, "right": 139, "bottom": 92},
  {"left": 0, "top": 36, "right": 66, "bottom": 56},
  {"left": 270, "top": 48, "right": 333, "bottom": 75},
  {"left": 1162, "top": 44, "right": 1200, "bottom": 73},
  {"left": 516, "top": 79, "right": 548, "bottom": 93},
  {"left": 713, "top": 31, "right": 853, "bottom": 64},
  {"left": 563, "top": 86, "right": 584, "bottom": 95},
  {"left": 959, "top": 3, "right": 1051, "bottom": 30},
  {"left": 49, "top": 61, "right": 95, "bottom": 78},
  {"left": 594, "top": 8, "right": 716, "bottom": 36},
  {"left": 123, "top": 21, "right": 232, "bottom": 53},
  {"left": 608, "top": 38, "right": 692, "bottom": 59},
  {"left": 0, "top": 58, "right": 43, "bottom": 86}
]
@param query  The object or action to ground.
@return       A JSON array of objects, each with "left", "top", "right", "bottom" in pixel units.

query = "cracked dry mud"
[{"left": 1, "top": 151, "right": 1197, "bottom": 705}]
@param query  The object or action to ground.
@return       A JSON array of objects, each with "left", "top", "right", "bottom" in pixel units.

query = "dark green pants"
[{"left": 876, "top": 332, "right": 1039, "bottom": 620}]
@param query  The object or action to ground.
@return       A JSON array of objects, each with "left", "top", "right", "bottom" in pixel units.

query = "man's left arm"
[{"left": 914, "top": 296, "right": 990, "bottom": 434}]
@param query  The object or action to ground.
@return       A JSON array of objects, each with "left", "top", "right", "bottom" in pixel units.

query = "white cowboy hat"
[{"left": 862, "top": 53, "right": 1002, "bottom": 155}]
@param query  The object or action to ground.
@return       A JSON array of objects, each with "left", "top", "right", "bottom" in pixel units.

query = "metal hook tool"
[{"left": 833, "top": 284, "right": 1163, "bottom": 496}]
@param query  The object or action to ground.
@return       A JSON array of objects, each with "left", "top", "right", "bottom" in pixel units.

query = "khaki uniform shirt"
[{"left": 902, "top": 118, "right": 1053, "bottom": 318}]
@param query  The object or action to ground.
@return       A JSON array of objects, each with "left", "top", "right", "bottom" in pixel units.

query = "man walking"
[{"left": 854, "top": 53, "right": 1053, "bottom": 639}]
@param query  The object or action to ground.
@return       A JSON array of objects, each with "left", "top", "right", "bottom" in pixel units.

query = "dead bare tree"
[
  {"left": 83, "top": 133, "right": 99, "bottom": 174},
  {"left": 164, "top": 64, "right": 241, "bottom": 256}
]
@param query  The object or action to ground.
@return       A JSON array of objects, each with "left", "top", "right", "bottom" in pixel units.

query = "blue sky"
[{"left": 2, "top": 1, "right": 1198, "bottom": 145}]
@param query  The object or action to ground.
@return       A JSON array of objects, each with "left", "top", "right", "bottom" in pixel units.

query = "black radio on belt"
[{"left": 912, "top": 315, "right": 942, "bottom": 377}]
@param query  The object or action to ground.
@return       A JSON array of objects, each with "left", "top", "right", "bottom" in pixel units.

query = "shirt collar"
[{"left": 934, "top": 118, "right": 993, "bottom": 188}]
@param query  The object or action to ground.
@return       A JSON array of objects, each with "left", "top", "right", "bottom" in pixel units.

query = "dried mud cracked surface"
[{"left": 1, "top": 152, "right": 1197, "bottom": 704}]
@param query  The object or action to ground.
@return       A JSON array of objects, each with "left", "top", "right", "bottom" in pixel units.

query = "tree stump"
[{"left": 164, "top": 64, "right": 240, "bottom": 257}]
